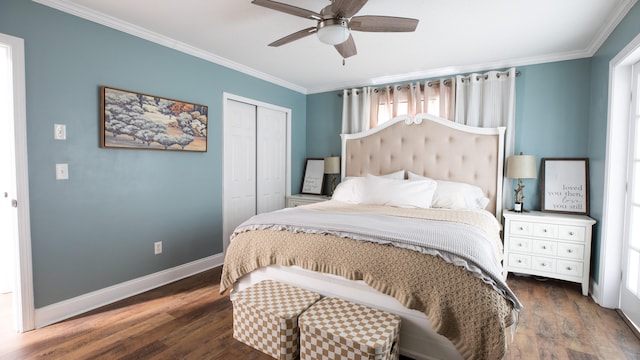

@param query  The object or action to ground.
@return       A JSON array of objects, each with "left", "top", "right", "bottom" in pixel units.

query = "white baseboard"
[{"left": 34, "top": 253, "right": 224, "bottom": 328}]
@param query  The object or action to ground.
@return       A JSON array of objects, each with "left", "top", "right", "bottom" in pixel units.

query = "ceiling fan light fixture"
[{"left": 317, "top": 19, "right": 349, "bottom": 45}]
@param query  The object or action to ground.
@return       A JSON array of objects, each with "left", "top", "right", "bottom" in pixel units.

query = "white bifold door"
[
  {"left": 620, "top": 61, "right": 640, "bottom": 330},
  {"left": 223, "top": 97, "right": 288, "bottom": 252}
]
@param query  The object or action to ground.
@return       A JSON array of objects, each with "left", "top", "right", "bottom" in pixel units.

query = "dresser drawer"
[
  {"left": 508, "top": 237, "right": 532, "bottom": 252},
  {"left": 533, "top": 223, "right": 558, "bottom": 239},
  {"left": 507, "top": 253, "right": 531, "bottom": 269},
  {"left": 558, "top": 225, "right": 585, "bottom": 242},
  {"left": 556, "top": 260, "right": 583, "bottom": 277},
  {"left": 531, "top": 256, "right": 556, "bottom": 272},
  {"left": 557, "top": 242, "right": 584, "bottom": 260},
  {"left": 510, "top": 221, "right": 533, "bottom": 236},
  {"left": 532, "top": 239, "right": 557, "bottom": 256}
]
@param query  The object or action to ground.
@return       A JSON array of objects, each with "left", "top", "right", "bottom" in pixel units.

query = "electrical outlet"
[
  {"left": 55, "top": 163, "right": 69, "bottom": 180},
  {"left": 154, "top": 241, "right": 162, "bottom": 255}
]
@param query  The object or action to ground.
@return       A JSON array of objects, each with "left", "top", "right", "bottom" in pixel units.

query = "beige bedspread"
[{"left": 220, "top": 202, "right": 518, "bottom": 360}]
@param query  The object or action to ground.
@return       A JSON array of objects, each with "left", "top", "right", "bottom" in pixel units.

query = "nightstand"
[
  {"left": 503, "top": 210, "right": 596, "bottom": 296},
  {"left": 285, "top": 194, "right": 329, "bottom": 208}
]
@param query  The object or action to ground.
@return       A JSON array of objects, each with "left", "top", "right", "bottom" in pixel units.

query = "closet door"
[
  {"left": 223, "top": 99, "right": 257, "bottom": 250},
  {"left": 223, "top": 96, "right": 289, "bottom": 252},
  {"left": 256, "top": 107, "right": 287, "bottom": 214}
]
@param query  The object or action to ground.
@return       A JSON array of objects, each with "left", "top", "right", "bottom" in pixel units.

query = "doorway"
[
  {"left": 620, "top": 61, "right": 640, "bottom": 329},
  {"left": 0, "top": 32, "right": 34, "bottom": 333}
]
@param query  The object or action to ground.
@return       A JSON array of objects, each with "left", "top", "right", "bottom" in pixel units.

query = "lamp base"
[{"left": 511, "top": 202, "right": 530, "bottom": 213}]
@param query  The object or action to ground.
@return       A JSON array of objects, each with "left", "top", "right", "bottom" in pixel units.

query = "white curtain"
[
  {"left": 424, "top": 78, "right": 456, "bottom": 120},
  {"left": 454, "top": 67, "right": 517, "bottom": 206},
  {"left": 341, "top": 87, "right": 372, "bottom": 134}
]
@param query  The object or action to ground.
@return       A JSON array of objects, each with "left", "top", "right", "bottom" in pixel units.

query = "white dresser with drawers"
[{"left": 503, "top": 210, "right": 596, "bottom": 296}]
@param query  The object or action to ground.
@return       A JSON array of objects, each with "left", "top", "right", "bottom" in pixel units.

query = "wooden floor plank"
[{"left": 1, "top": 268, "right": 639, "bottom": 359}]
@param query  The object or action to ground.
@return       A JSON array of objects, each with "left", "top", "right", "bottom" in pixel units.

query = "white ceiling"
[{"left": 37, "top": 0, "right": 637, "bottom": 94}]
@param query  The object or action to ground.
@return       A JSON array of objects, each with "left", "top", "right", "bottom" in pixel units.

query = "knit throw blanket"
[{"left": 220, "top": 202, "right": 521, "bottom": 360}]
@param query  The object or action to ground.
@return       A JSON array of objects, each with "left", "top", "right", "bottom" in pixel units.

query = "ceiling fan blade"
[
  {"left": 350, "top": 15, "right": 419, "bottom": 32},
  {"left": 334, "top": 34, "right": 357, "bottom": 58},
  {"left": 252, "top": 0, "right": 321, "bottom": 20},
  {"left": 331, "top": 0, "right": 368, "bottom": 18},
  {"left": 268, "top": 27, "right": 317, "bottom": 47}
]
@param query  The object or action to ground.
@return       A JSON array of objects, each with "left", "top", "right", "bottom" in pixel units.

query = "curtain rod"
[{"left": 340, "top": 70, "right": 521, "bottom": 96}]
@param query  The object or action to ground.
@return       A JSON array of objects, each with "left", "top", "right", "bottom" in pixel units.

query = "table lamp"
[
  {"left": 323, "top": 156, "right": 340, "bottom": 196},
  {"left": 506, "top": 153, "right": 537, "bottom": 212}
]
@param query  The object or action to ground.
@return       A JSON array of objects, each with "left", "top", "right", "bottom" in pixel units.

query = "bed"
[{"left": 220, "top": 113, "right": 521, "bottom": 360}]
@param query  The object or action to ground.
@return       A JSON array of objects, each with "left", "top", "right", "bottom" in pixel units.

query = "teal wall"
[
  {"left": 0, "top": 0, "right": 306, "bottom": 307},
  {"left": 587, "top": 2, "right": 640, "bottom": 280},
  {"left": 306, "top": 91, "right": 343, "bottom": 158}
]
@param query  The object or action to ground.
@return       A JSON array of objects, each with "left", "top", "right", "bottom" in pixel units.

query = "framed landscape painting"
[{"left": 100, "top": 86, "right": 208, "bottom": 152}]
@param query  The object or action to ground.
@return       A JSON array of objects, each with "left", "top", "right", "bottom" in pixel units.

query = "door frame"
[
  {"left": 222, "top": 92, "right": 291, "bottom": 253},
  {"left": 1, "top": 33, "right": 35, "bottom": 332},
  {"left": 600, "top": 31, "right": 640, "bottom": 308}
]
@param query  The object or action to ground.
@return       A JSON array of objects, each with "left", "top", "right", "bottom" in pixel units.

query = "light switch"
[
  {"left": 55, "top": 163, "right": 69, "bottom": 180},
  {"left": 54, "top": 124, "right": 66, "bottom": 140}
]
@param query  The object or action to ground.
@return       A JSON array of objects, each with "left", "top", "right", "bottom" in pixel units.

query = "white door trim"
[
  {"left": 0, "top": 32, "right": 35, "bottom": 332},
  {"left": 599, "top": 31, "right": 640, "bottom": 308},
  {"left": 222, "top": 92, "right": 291, "bottom": 253}
]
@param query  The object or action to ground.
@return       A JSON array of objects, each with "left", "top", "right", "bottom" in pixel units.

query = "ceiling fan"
[{"left": 252, "top": 0, "right": 419, "bottom": 59}]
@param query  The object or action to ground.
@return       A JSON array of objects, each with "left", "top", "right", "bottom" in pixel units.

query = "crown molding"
[
  {"left": 32, "top": 0, "right": 308, "bottom": 94},
  {"left": 306, "top": 49, "right": 593, "bottom": 94},
  {"left": 586, "top": 0, "right": 638, "bottom": 56}
]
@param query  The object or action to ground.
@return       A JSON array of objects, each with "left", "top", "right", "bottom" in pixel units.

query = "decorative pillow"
[
  {"left": 330, "top": 170, "right": 406, "bottom": 203},
  {"left": 360, "top": 174, "right": 437, "bottom": 208},
  {"left": 407, "top": 171, "right": 490, "bottom": 210}
]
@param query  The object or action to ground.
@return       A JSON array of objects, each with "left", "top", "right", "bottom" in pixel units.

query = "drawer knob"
[
  {"left": 566, "top": 266, "right": 572, "bottom": 271},
  {"left": 517, "top": 260, "right": 522, "bottom": 263},
  {"left": 541, "top": 263, "right": 546, "bottom": 267},
  {"left": 567, "top": 249, "right": 573, "bottom": 253},
  {"left": 569, "top": 232, "right": 575, "bottom": 236},
  {"left": 542, "top": 245, "right": 547, "bottom": 249},
  {"left": 543, "top": 229, "right": 548, "bottom": 233},
  {"left": 518, "top": 243, "right": 523, "bottom": 247},
  {"left": 519, "top": 227, "right": 524, "bottom": 231}
]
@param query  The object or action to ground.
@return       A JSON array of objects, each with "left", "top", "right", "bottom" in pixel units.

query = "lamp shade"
[
  {"left": 317, "top": 19, "right": 350, "bottom": 45},
  {"left": 506, "top": 155, "right": 537, "bottom": 179},
  {"left": 324, "top": 156, "right": 340, "bottom": 174}
]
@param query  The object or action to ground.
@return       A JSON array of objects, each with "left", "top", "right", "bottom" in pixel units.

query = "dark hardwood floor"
[{"left": 1, "top": 267, "right": 639, "bottom": 359}]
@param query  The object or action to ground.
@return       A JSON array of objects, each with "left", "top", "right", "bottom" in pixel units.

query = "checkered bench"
[
  {"left": 299, "top": 297, "right": 401, "bottom": 360},
  {"left": 232, "top": 280, "right": 321, "bottom": 360}
]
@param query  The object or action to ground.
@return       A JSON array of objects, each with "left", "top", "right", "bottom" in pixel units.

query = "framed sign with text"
[
  {"left": 301, "top": 158, "right": 325, "bottom": 195},
  {"left": 541, "top": 158, "right": 589, "bottom": 215}
]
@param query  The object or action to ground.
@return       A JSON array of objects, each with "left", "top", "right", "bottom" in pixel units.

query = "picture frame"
[
  {"left": 301, "top": 158, "right": 325, "bottom": 195},
  {"left": 541, "top": 158, "right": 589, "bottom": 215},
  {"left": 100, "top": 86, "right": 208, "bottom": 152}
]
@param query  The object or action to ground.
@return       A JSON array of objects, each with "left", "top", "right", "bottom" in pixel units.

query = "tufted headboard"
[{"left": 340, "top": 113, "right": 506, "bottom": 219}]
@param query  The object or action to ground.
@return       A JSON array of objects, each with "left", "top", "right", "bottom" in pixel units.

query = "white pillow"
[
  {"left": 378, "top": 169, "right": 405, "bottom": 180},
  {"left": 330, "top": 177, "right": 365, "bottom": 203},
  {"left": 330, "top": 170, "right": 405, "bottom": 203},
  {"left": 360, "top": 174, "right": 437, "bottom": 208},
  {"left": 407, "top": 171, "right": 490, "bottom": 210}
]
